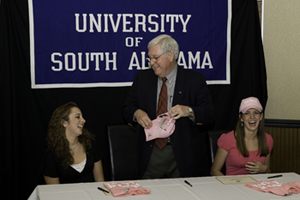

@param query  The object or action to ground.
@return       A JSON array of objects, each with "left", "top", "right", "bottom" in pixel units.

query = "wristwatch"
[{"left": 188, "top": 107, "right": 193, "bottom": 117}]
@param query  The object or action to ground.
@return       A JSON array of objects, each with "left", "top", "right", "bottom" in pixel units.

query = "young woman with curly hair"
[{"left": 43, "top": 102, "right": 104, "bottom": 184}]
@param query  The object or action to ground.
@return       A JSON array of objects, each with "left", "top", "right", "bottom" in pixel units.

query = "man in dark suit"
[{"left": 122, "top": 34, "right": 214, "bottom": 179}]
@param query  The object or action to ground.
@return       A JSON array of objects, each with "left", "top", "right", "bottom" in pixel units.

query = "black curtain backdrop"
[{"left": 0, "top": 0, "right": 267, "bottom": 199}]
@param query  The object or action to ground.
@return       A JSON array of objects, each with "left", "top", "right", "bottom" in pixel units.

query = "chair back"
[
  {"left": 208, "top": 130, "right": 229, "bottom": 174},
  {"left": 107, "top": 124, "right": 140, "bottom": 181}
]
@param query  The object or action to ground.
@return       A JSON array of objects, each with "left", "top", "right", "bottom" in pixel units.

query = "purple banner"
[{"left": 28, "top": 0, "right": 231, "bottom": 88}]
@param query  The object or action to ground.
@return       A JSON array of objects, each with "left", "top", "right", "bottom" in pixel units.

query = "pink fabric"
[
  {"left": 103, "top": 181, "right": 151, "bottom": 197},
  {"left": 218, "top": 131, "right": 273, "bottom": 175},
  {"left": 144, "top": 112, "right": 175, "bottom": 141},
  {"left": 239, "top": 97, "right": 263, "bottom": 113},
  {"left": 286, "top": 182, "right": 300, "bottom": 194},
  {"left": 245, "top": 181, "right": 300, "bottom": 196}
]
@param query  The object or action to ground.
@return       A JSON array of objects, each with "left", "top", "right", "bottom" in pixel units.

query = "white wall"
[{"left": 262, "top": 0, "right": 300, "bottom": 120}]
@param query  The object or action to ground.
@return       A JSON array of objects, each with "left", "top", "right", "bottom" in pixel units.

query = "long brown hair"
[
  {"left": 46, "top": 102, "right": 91, "bottom": 168},
  {"left": 234, "top": 113, "right": 269, "bottom": 157}
]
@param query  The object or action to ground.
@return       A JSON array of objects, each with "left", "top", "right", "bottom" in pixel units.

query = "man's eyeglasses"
[{"left": 146, "top": 53, "right": 164, "bottom": 63}]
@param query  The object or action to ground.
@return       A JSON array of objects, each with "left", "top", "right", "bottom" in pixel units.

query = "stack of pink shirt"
[
  {"left": 245, "top": 180, "right": 300, "bottom": 196},
  {"left": 103, "top": 181, "right": 151, "bottom": 197}
]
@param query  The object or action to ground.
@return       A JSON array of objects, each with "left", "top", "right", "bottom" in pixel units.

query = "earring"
[{"left": 241, "top": 122, "right": 244, "bottom": 127}]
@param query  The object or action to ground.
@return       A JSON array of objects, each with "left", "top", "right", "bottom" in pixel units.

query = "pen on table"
[
  {"left": 184, "top": 180, "right": 193, "bottom": 187},
  {"left": 98, "top": 187, "right": 109, "bottom": 193},
  {"left": 267, "top": 175, "right": 283, "bottom": 179}
]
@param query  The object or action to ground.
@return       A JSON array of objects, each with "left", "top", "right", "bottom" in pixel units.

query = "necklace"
[{"left": 70, "top": 142, "right": 78, "bottom": 154}]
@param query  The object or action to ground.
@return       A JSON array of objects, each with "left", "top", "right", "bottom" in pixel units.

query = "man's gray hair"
[{"left": 148, "top": 34, "right": 179, "bottom": 60}]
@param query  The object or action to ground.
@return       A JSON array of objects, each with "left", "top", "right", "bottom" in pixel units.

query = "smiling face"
[
  {"left": 63, "top": 107, "right": 86, "bottom": 138},
  {"left": 148, "top": 43, "right": 175, "bottom": 78},
  {"left": 240, "top": 108, "right": 263, "bottom": 133}
]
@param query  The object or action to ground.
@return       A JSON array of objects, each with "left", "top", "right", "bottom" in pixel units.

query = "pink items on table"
[
  {"left": 103, "top": 181, "right": 151, "bottom": 197},
  {"left": 245, "top": 180, "right": 300, "bottom": 196}
]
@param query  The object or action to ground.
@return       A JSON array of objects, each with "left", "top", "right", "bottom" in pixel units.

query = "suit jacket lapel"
[
  {"left": 148, "top": 71, "right": 158, "bottom": 119},
  {"left": 173, "top": 67, "right": 186, "bottom": 106}
]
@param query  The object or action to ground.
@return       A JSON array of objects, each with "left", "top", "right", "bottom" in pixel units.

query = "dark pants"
[{"left": 142, "top": 144, "right": 180, "bottom": 179}]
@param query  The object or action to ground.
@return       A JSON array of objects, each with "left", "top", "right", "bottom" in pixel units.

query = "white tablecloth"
[{"left": 28, "top": 173, "right": 300, "bottom": 200}]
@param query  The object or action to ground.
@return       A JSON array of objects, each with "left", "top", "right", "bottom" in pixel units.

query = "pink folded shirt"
[
  {"left": 245, "top": 180, "right": 300, "bottom": 196},
  {"left": 144, "top": 112, "right": 175, "bottom": 141},
  {"left": 103, "top": 181, "right": 151, "bottom": 197}
]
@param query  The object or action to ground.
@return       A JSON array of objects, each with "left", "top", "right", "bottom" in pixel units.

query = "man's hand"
[
  {"left": 134, "top": 109, "right": 152, "bottom": 129},
  {"left": 169, "top": 105, "right": 193, "bottom": 119}
]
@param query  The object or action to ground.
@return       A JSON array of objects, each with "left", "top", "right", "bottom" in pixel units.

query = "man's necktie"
[{"left": 155, "top": 77, "right": 168, "bottom": 149}]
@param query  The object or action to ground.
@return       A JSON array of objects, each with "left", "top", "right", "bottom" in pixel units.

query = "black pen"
[
  {"left": 98, "top": 187, "right": 109, "bottom": 193},
  {"left": 267, "top": 175, "right": 282, "bottom": 179},
  {"left": 184, "top": 180, "right": 193, "bottom": 187}
]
